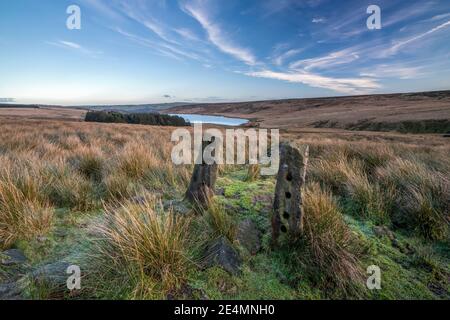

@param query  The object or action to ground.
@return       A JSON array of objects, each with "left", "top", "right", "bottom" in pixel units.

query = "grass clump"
[
  {"left": 117, "top": 143, "right": 156, "bottom": 179},
  {"left": 70, "top": 147, "right": 104, "bottom": 181},
  {"left": 0, "top": 175, "right": 53, "bottom": 249},
  {"left": 90, "top": 195, "right": 192, "bottom": 295},
  {"left": 377, "top": 159, "right": 449, "bottom": 240},
  {"left": 291, "top": 184, "right": 364, "bottom": 296}
]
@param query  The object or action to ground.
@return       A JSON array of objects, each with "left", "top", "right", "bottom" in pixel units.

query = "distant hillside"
[
  {"left": 167, "top": 90, "right": 450, "bottom": 133},
  {"left": 77, "top": 102, "right": 192, "bottom": 113}
]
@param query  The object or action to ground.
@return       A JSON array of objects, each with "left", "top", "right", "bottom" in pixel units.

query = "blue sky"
[{"left": 1, "top": 0, "right": 450, "bottom": 105}]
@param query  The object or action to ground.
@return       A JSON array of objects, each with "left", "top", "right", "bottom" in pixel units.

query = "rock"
[
  {"left": 272, "top": 143, "right": 309, "bottom": 244},
  {"left": 30, "top": 261, "right": 72, "bottom": 290},
  {"left": 185, "top": 139, "right": 218, "bottom": 207},
  {"left": 163, "top": 199, "right": 191, "bottom": 215},
  {"left": 203, "top": 237, "right": 242, "bottom": 275},
  {"left": 1, "top": 249, "right": 27, "bottom": 266},
  {"left": 0, "top": 282, "right": 23, "bottom": 300},
  {"left": 373, "top": 226, "right": 395, "bottom": 241},
  {"left": 235, "top": 219, "right": 261, "bottom": 255}
]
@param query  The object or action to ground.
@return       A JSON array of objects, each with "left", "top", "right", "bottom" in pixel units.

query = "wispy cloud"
[
  {"left": 385, "top": 20, "right": 450, "bottom": 56},
  {"left": 118, "top": 26, "right": 207, "bottom": 62},
  {"left": 119, "top": 2, "right": 179, "bottom": 45},
  {"left": 246, "top": 70, "right": 380, "bottom": 94},
  {"left": 114, "top": 28, "right": 183, "bottom": 61},
  {"left": 79, "top": 0, "right": 125, "bottom": 22},
  {"left": 359, "top": 64, "right": 423, "bottom": 79},
  {"left": 273, "top": 48, "right": 304, "bottom": 66},
  {"left": 181, "top": 0, "right": 257, "bottom": 65},
  {"left": 173, "top": 28, "right": 202, "bottom": 42},
  {"left": 312, "top": 17, "right": 326, "bottom": 23},
  {"left": 290, "top": 48, "right": 360, "bottom": 71},
  {"left": 427, "top": 13, "right": 450, "bottom": 21}
]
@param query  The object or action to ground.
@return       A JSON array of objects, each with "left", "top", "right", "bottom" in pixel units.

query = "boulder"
[
  {"left": 30, "top": 261, "right": 72, "bottom": 290},
  {"left": 203, "top": 237, "right": 242, "bottom": 275},
  {"left": 163, "top": 199, "right": 191, "bottom": 215},
  {"left": 0, "top": 282, "right": 23, "bottom": 300},
  {"left": 235, "top": 219, "right": 261, "bottom": 255}
]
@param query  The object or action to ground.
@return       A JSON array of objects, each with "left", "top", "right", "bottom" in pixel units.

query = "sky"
[{"left": 0, "top": 0, "right": 450, "bottom": 105}]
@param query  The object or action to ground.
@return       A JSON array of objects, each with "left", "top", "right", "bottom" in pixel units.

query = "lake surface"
[{"left": 170, "top": 114, "right": 249, "bottom": 126}]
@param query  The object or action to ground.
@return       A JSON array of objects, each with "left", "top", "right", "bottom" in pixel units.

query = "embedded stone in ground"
[
  {"left": 235, "top": 219, "right": 261, "bottom": 255},
  {"left": 1, "top": 249, "right": 27, "bottom": 266},
  {"left": 203, "top": 237, "right": 242, "bottom": 275},
  {"left": 30, "top": 261, "right": 72, "bottom": 291}
]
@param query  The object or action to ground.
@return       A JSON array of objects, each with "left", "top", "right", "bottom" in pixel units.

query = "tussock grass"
[
  {"left": 299, "top": 183, "right": 364, "bottom": 296},
  {"left": 377, "top": 158, "right": 449, "bottom": 240},
  {"left": 117, "top": 142, "right": 157, "bottom": 179},
  {"left": 70, "top": 146, "right": 104, "bottom": 181},
  {"left": 43, "top": 163, "right": 98, "bottom": 211},
  {"left": 344, "top": 169, "right": 392, "bottom": 224},
  {"left": 0, "top": 119, "right": 449, "bottom": 299},
  {"left": 0, "top": 174, "right": 53, "bottom": 249},
  {"left": 200, "top": 199, "right": 236, "bottom": 242},
  {"left": 103, "top": 171, "right": 138, "bottom": 201}
]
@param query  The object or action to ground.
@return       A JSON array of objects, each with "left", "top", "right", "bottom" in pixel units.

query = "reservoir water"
[{"left": 170, "top": 114, "right": 249, "bottom": 126}]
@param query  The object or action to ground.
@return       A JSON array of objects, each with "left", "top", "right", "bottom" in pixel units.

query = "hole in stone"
[
  {"left": 285, "top": 192, "right": 292, "bottom": 199},
  {"left": 286, "top": 172, "right": 293, "bottom": 181},
  {"left": 283, "top": 212, "right": 290, "bottom": 220},
  {"left": 280, "top": 225, "right": 287, "bottom": 233}
]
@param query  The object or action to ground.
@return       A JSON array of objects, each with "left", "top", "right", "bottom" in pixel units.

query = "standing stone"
[
  {"left": 272, "top": 142, "right": 309, "bottom": 244},
  {"left": 245, "top": 164, "right": 260, "bottom": 182},
  {"left": 185, "top": 139, "right": 218, "bottom": 207}
]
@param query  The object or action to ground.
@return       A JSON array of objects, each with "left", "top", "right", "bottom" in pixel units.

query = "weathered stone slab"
[
  {"left": 272, "top": 143, "right": 309, "bottom": 244},
  {"left": 185, "top": 139, "right": 218, "bottom": 207},
  {"left": 203, "top": 237, "right": 242, "bottom": 275}
]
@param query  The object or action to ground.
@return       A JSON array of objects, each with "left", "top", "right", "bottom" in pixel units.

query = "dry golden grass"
[
  {"left": 302, "top": 183, "right": 363, "bottom": 295},
  {"left": 92, "top": 195, "right": 191, "bottom": 293},
  {"left": 0, "top": 173, "right": 53, "bottom": 250},
  {"left": 0, "top": 119, "right": 190, "bottom": 249},
  {"left": 0, "top": 118, "right": 448, "bottom": 299}
]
